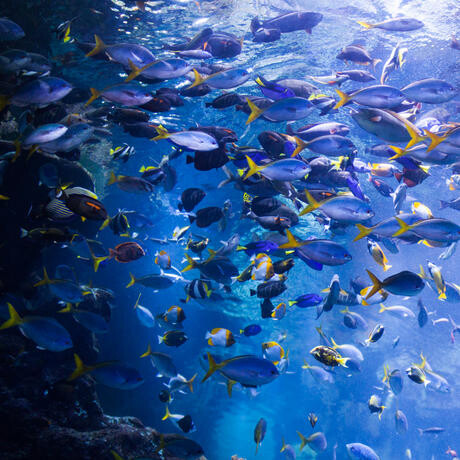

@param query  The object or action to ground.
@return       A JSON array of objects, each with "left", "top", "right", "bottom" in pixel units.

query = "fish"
[
  {"left": 158, "top": 330, "right": 188, "bottom": 347},
  {"left": 133, "top": 294, "right": 155, "bottom": 328},
  {"left": 254, "top": 418, "right": 267, "bottom": 454},
  {"left": 201, "top": 353, "right": 279, "bottom": 391},
  {"left": 245, "top": 97, "right": 314, "bottom": 125},
  {"left": 395, "top": 410, "right": 408, "bottom": 434},
  {"left": 308, "top": 413, "right": 318, "bottom": 428},
  {"left": 140, "top": 345, "right": 177, "bottom": 378},
  {"left": 381, "top": 43, "right": 407, "bottom": 84},
  {"left": 364, "top": 324, "right": 385, "bottom": 345},
  {"left": 334, "top": 85, "right": 405, "bottom": 110},
  {"left": 402, "top": 78, "right": 457, "bottom": 104},
  {"left": 280, "top": 438, "right": 296, "bottom": 460},
  {"left": 0, "top": 17, "right": 25, "bottom": 41},
  {"left": 107, "top": 171, "right": 156, "bottom": 193},
  {"left": 240, "top": 324, "right": 262, "bottom": 337},
  {"left": 162, "top": 406, "right": 196, "bottom": 433},
  {"left": 367, "top": 240, "right": 392, "bottom": 271},
  {"left": 417, "top": 427, "right": 445, "bottom": 435},
  {"left": 187, "top": 68, "right": 249, "bottom": 90},
  {"left": 379, "top": 304, "right": 415, "bottom": 318},
  {"left": 0, "top": 303, "right": 72, "bottom": 352},
  {"left": 382, "top": 366, "right": 404, "bottom": 394},
  {"left": 205, "top": 328, "right": 235, "bottom": 347},
  {"left": 310, "top": 345, "right": 349, "bottom": 367},
  {"left": 346, "top": 443, "right": 381, "bottom": 460},
  {"left": 337, "top": 44, "right": 380, "bottom": 68},
  {"left": 178, "top": 188, "right": 206, "bottom": 212},
  {"left": 357, "top": 17, "right": 424, "bottom": 31},
  {"left": 126, "top": 272, "right": 176, "bottom": 290},
  {"left": 297, "top": 431, "right": 327, "bottom": 453},
  {"left": 364, "top": 269, "right": 425, "bottom": 298},
  {"left": 368, "top": 394, "right": 385, "bottom": 420},
  {"left": 152, "top": 125, "right": 218, "bottom": 151}
]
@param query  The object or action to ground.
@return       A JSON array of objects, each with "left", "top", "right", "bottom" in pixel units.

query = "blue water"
[{"left": 2, "top": 0, "right": 460, "bottom": 459}]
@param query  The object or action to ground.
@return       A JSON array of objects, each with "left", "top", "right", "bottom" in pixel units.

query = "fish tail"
[
  {"left": 126, "top": 273, "right": 136, "bottom": 288},
  {"left": 418, "top": 264, "right": 427, "bottom": 279},
  {"left": 67, "top": 353, "right": 94, "bottom": 381},
  {"left": 382, "top": 364, "right": 389, "bottom": 383},
  {"left": 288, "top": 300, "right": 297, "bottom": 306},
  {"left": 425, "top": 130, "right": 445, "bottom": 153},
  {"left": 292, "top": 136, "right": 308, "bottom": 157},
  {"left": 297, "top": 431, "right": 307, "bottom": 451},
  {"left": 99, "top": 217, "right": 111, "bottom": 231},
  {"left": 243, "top": 155, "right": 262, "bottom": 180},
  {"left": 299, "top": 190, "right": 320, "bottom": 216},
  {"left": 0, "top": 303, "right": 23, "bottom": 330},
  {"left": 388, "top": 145, "right": 407, "bottom": 160},
  {"left": 85, "top": 87, "right": 101, "bottom": 107},
  {"left": 417, "top": 428, "right": 424, "bottom": 436},
  {"left": 383, "top": 263, "right": 392, "bottom": 272},
  {"left": 201, "top": 352, "right": 222, "bottom": 382},
  {"left": 187, "top": 373, "right": 197, "bottom": 393},
  {"left": 58, "top": 303, "right": 73, "bottom": 313},
  {"left": 379, "top": 303, "right": 386, "bottom": 313},
  {"left": 301, "top": 359, "right": 310, "bottom": 369},
  {"left": 365, "top": 269, "right": 382, "bottom": 299},
  {"left": 392, "top": 216, "right": 413, "bottom": 237},
  {"left": 187, "top": 68, "right": 205, "bottom": 89},
  {"left": 107, "top": 171, "right": 118, "bottom": 186},
  {"left": 330, "top": 337, "right": 339, "bottom": 349},
  {"left": 86, "top": 34, "right": 107, "bottom": 57},
  {"left": 439, "top": 200, "right": 448, "bottom": 210},
  {"left": 33, "top": 267, "right": 52, "bottom": 287},
  {"left": 111, "top": 450, "right": 124, "bottom": 460},
  {"left": 338, "top": 357, "right": 349, "bottom": 368},
  {"left": 334, "top": 88, "right": 351, "bottom": 109},
  {"left": 371, "top": 58, "right": 381, "bottom": 70},
  {"left": 353, "top": 223, "right": 373, "bottom": 241},
  {"left": 152, "top": 124, "right": 169, "bottom": 141},
  {"left": 181, "top": 253, "right": 196, "bottom": 273},
  {"left": 125, "top": 59, "right": 154, "bottom": 83},
  {"left": 139, "top": 343, "right": 152, "bottom": 358},
  {"left": 278, "top": 230, "right": 301, "bottom": 249},
  {"left": 280, "top": 437, "right": 287, "bottom": 453},
  {"left": 161, "top": 405, "right": 171, "bottom": 421},
  {"left": 404, "top": 123, "right": 426, "bottom": 150},
  {"left": 378, "top": 407, "right": 385, "bottom": 420},
  {"left": 245, "top": 98, "right": 264, "bottom": 125},
  {"left": 226, "top": 379, "right": 236, "bottom": 398},
  {"left": 357, "top": 20, "right": 374, "bottom": 29}
]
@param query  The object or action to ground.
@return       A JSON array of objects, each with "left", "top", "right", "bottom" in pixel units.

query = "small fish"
[
  {"left": 158, "top": 330, "right": 188, "bottom": 347},
  {"left": 205, "top": 328, "right": 235, "bottom": 347},
  {"left": 364, "top": 324, "right": 384, "bottom": 345},
  {"left": 155, "top": 250, "right": 171, "bottom": 269},
  {"left": 254, "top": 418, "right": 267, "bottom": 455},
  {"left": 308, "top": 413, "right": 318, "bottom": 428},
  {"left": 110, "top": 143, "right": 135, "bottom": 162},
  {"left": 297, "top": 431, "right": 327, "bottom": 453},
  {"left": 367, "top": 240, "right": 391, "bottom": 271},
  {"left": 162, "top": 406, "right": 196, "bottom": 433},
  {"left": 240, "top": 324, "right": 262, "bottom": 337},
  {"left": 310, "top": 345, "right": 348, "bottom": 367},
  {"left": 368, "top": 394, "right": 385, "bottom": 420}
]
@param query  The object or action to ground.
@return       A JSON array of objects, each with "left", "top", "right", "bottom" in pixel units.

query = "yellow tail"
[
  {"left": 357, "top": 20, "right": 374, "bottom": 29},
  {"left": 85, "top": 87, "right": 101, "bottom": 107},
  {"left": 338, "top": 357, "right": 349, "bottom": 368},
  {"left": 187, "top": 373, "right": 197, "bottom": 393},
  {"left": 392, "top": 216, "right": 412, "bottom": 237},
  {"left": 292, "top": 136, "right": 308, "bottom": 157},
  {"left": 152, "top": 124, "right": 170, "bottom": 141},
  {"left": 425, "top": 130, "right": 445, "bottom": 153},
  {"left": 33, "top": 267, "right": 52, "bottom": 287},
  {"left": 404, "top": 123, "right": 426, "bottom": 150},
  {"left": 280, "top": 437, "right": 287, "bottom": 453},
  {"left": 354, "top": 223, "right": 373, "bottom": 242},
  {"left": 243, "top": 155, "right": 263, "bottom": 180},
  {"left": 125, "top": 59, "right": 155, "bottom": 83},
  {"left": 0, "top": 303, "right": 23, "bottom": 330},
  {"left": 181, "top": 253, "right": 197, "bottom": 273},
  {"left": 187, "top": 68, "right": 206, "bottom": 89},
  {"left": 388, "top": 145, "right": 407, "bottom": 160},
  {"left": 86, "top": 34, "right": 107, "bottom": 57},
  {"left": 107, "top": 171, "right": 118, "bottom": 186},
  {"left": 279, "top": 229, "right": 303, "bottom": 249},
  {"left": 298, "top": 190, "right": 320, "bottom": 216},
  {"left": 245, "top": 98, "right": 264, "bottom": 125},
  {"left": 334, "top": 88, "right": 352, "bottom": 109},
  {"left": 126, "top": 273, "right": 136, "bottom": 288},
  {"left": 365, "top": 269, "right": 382, "bottom": 299},
  {"left": 68, "top": 353, "right": 92, "bottom": 381},
  {"left": 99, "top": 218, "right": 111, "bottom": 231},
  {"left": 379, "top": 303, "right": 386, "bottom": 313},
  {"left": 202, "top": 352, "right": 223, "bottom": 382},
  {"left": 139, "top": 343, "right": 152, "bottom": 358},
  {"left": 162, "top": 405, "right": 171, "bottom": 421},
  {"left": 297, "top": 431, "right": 307, "bottom": 451}
]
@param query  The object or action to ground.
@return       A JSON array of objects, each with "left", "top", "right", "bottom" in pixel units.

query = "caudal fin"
[
  {"left": 86, "top": 34, "right": 107, "bottom": 57},
  {"left": 392, "top": 216, "right": 413, "bottom": 237},
  {"left": 334, "top": 88, "right": 351, "bottom": 109},
  {"left": 353, "top": 223, "right": 373, "bottom": 242},
  {"left": 278, "top": 230, "right": 302, "bottom": 249},
  {"left": 126, "top": 273, "right": 136, "bottom": 288},
  {"left": 243, "top": 155, "right": 262, "bottom": 180},
  {"left": 365, "top": 269, "right": 382, "bottom": 299},
  {"left": 181, "top": 253, "right": 196, "bottom": 273},
  {"left": 0, "top": 303, "right": 23, "bottom": 330},
  {"left": 187, "top": 68, "right": 205, "bottom": 89},
  {"left": 202, "top": 352, "right": 221, "bottom": 382},
  {"left": 245, "top": 98, "right": 263, "bottom": 125},
  {"left": 298, "top": 190, "right": 320, "bottom": 216},
  {"left": 85, "top": 87, "right": 101, "bottom": 107},
  {"left": 357, "top": 20, "right": 374, "bottom": 29},
  {"left": 297, "top": 431, "right": 307, "bottom": 451},
  {"left": 425, "top": 130, "right": 445, "bottom": 153}
]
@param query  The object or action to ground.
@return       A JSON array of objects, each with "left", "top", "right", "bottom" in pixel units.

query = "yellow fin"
[
  {"left": 85, "top": 87, "right": 101, "bottom": 107},
  {"left": 86, "top": 34, "right": 107, "bottom": 57},
  {"left": 0, "top": 303, "right": 23, "bottom": 330},
  {"left": 357, "top": 20, "right": 374, "bottom": 29},
  {"left": 334, "top": 88, "right": 352, "bottom": 109},
  {"left": 245, "top": 98, "right": 264, "bottom": 125},
  {"left": 365, "top": 269, "right": 382, "bottom": 300},
  {"left": 187, "top": 68, "right": 205, "bottom": 89}
]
